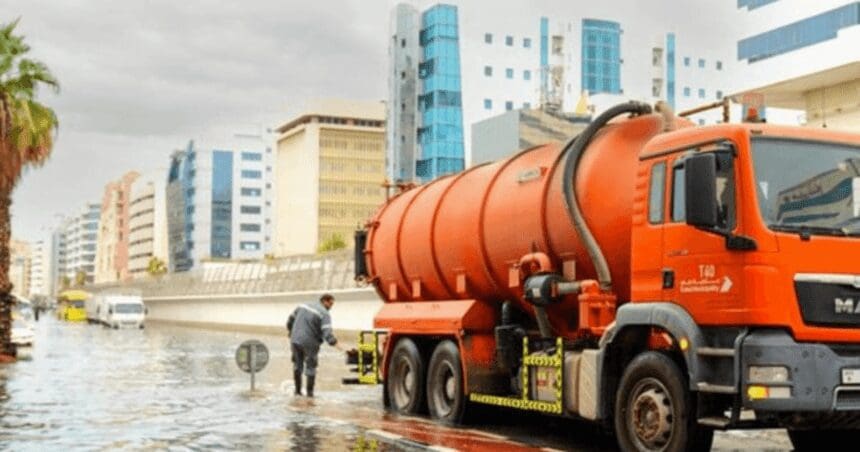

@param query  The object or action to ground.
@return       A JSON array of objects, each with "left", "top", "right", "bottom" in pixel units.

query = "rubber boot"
[
  {"left": 294, "top": 370, "right": 303, "bottom": 396},
  {"left": 306, "top": 375, "right": 315, "bottom": 398}
]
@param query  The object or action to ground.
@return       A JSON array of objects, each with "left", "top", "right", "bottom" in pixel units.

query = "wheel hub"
[
  {"left": 444, "top": 374, "right": 456, "bottom": 400},
  {"left": 630, "top": 382, "right": 673, "bottom": 450}
]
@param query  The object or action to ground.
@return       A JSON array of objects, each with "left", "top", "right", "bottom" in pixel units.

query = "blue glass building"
[
  {"left": 416, "top": 4, "right": 464, "bottom": 182},
  {"left": 581, "top": 19, "right": 622, "bottom": 95}
]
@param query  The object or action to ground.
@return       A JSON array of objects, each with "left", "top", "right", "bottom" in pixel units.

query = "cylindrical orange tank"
[{"left": 365, "top": 113, "right": 667, "bottom": 335}]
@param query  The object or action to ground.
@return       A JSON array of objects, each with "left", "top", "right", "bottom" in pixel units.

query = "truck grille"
[{"left": 795, "top": 274, "right": 860, "bottom": 327}]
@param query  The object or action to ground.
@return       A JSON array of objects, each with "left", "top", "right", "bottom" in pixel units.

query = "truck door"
[{"left": 662, "top": 141, "right": 745, "bottom": 321}]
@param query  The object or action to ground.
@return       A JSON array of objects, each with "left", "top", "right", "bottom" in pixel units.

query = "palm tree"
[{"left": 0, "top": 19, "right": 59, "bottom": 359}]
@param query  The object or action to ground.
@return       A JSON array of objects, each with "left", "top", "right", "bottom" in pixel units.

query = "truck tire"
[
  {"left": 386, "top": 338, "right": 425, "bottom": 415},
  {"left": 427, "top": 340, "right": 466, "bottom": 424},
  {"left": 615, "top": 351, "right": 713, "bottom": 452},
  {"left": 788, "top": 429, "right": 854, "bottom": 451}
]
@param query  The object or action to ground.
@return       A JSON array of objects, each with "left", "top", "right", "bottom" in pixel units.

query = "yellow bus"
[{"left": 57, "top": 290, "right": 89, "bottom": 322}]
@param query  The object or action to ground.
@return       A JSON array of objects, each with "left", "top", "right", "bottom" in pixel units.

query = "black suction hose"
[{"left": 560, "top": 101, "right": 653, "bottom": 292}]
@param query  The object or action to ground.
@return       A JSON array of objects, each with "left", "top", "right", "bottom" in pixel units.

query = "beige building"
[
  {"left": 95, "top": 171, "right": 139, "bottom": 283},
  {"left": 128, "top": 172, "right": 170, "bottom": 279},
  {"left": 9, "top": 239, "right": 31, "bottom": 298},
  {"left": 274, "top": 99, "right": 386, "bottom": 256}
]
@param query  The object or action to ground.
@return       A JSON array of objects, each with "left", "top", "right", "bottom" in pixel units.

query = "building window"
[
  {"left": 505, "top": 101, "right": 513, "bottom": 111},
  {"left": 581, "top": 19, "right": 622, "bottom": 95},
  {"left": 523, "top": 37, "right": 532, "bottom": 48},
  {"left": 698, "top": 58, "right": 705, "bottom": 68},
  {"left": 523, "top": 102, "right": 531, "bottom": 109},
  {"left": 240, "top": 205, "right": 261, "bottom": 214},
  {"left": 716, "top": 60, "right": 723, "bottom": 70},
  {"left": 241, "top": 152, "right": 262, "bottom": 161},
  {"left": 523, "top": 70, "right": 531, "bottom": 80},
  {"left": 484, "top": 33, "right": 492, "bottom": 44},
  {"left": 240, "top": 241, "right": 261, "bottom": 251},
  {"left": 241, "top": 170, "right": 262, "bottom": 179},
  {"left": 716, "top": 90, "right": 724, "bottom": 100},
  {"left": 505, "top": 68, "right": 513, "bottom": 79},
  {"left": 484, "top": 66, "right": 492, "bottom": 77},
  {"left": 483, "top": 99, "right": 492, "bottom": 110},
  {"left": 240, "top": 223, "right": 261, "bottom": 232},
  {"left": 241, "top": 187, "right": 262, "bottom": 197},
  {"left": 211, "top": 151, "right": 233, "bottom": 259},
  {"left": 505, "top": 35, "right": 513, "bottom": 46},
  {"left": 738, "top": 0, "right": 779, "bottom": 10},
  {"left": 683, "top": 57, "right": 690, "bottom": 66},
  {"left": 683, "top": 87, "right": 691, "bottom": 97},
  {"left": 738, "top": 3, "right": 860, "bottom": 62},
  {"left": 698, "top": 88, "right": 705, "bottom": 98}
]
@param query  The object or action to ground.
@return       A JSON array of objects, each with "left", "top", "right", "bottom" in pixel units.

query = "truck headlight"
[{"left": 749, "top": 366, "right": 789, "bottom": 383}]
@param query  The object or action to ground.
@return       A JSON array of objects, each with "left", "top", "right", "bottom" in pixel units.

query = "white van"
[{"left": 96, "top": 294, "right": 147, "bottom": 329}]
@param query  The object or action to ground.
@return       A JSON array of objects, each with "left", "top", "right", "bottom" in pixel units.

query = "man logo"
[{"left": 835, "top": 298, "right": 860, "bottom": 314}]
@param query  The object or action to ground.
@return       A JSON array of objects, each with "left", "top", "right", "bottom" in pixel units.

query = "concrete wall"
[
  {"left": 95, "top": 250, "right": 384, "bottom": 334},
  {"left": 145, "top": 287, "right": 382, "bottom": 335}
]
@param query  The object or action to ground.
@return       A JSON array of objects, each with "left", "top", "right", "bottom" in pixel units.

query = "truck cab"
[{"left": 628, "top": 122, "right": 860, "bottom": 440}]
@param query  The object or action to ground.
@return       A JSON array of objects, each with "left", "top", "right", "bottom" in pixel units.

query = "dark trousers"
[{"left": 291, "top": 342, "right": 319, "bottom": 377}]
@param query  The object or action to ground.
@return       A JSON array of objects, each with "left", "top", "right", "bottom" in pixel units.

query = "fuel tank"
[{"left": 365, "top": 113, "right": 667, "bottom": 332}]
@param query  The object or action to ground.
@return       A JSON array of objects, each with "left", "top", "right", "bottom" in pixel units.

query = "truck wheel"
[
  {"left": 615, "top": 351, "right": 713, "bottom": 452},
  {"left": 788, "top": 430, "right": 853, "bottom": 451},
  {"left": 427, "top": 340, "right": 466, "bottom": 424},
  {"left": 386, "top": 338, "right": 425, "bottom": 415}
]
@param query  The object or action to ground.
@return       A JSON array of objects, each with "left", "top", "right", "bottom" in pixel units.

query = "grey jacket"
[{"left": 287, "top": 301, "right": 337, "bottom": 348}]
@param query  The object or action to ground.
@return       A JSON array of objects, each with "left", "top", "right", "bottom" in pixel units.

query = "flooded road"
[{"left": 0, "top": 316, "right": 791, "bottom": 451}]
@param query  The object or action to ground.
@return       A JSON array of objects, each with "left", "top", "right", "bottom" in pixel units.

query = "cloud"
[{"left": 1, "top": 0, "right": 389, "bottom": 240}]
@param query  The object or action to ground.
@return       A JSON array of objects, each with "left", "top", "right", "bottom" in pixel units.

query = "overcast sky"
[
  {"left": 2, "top": 1, "right": 742, "bottom": 243},
  {"left": 2, "top": 0, "right": 398, "bottom": 242}
]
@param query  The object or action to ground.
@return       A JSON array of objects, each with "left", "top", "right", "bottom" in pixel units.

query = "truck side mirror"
[{"left": 685, "top": 153, "right": 719, "bottom": 229}]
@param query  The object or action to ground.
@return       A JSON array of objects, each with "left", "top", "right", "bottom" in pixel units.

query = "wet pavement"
[{"left": 0, "top": 315, "right": 792, "bottom": 451}]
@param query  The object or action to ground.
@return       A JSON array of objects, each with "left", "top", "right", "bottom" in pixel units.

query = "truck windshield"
[
  {"left": 752, "top": 137, "right": 860, "bottom": 236},
  {"left": 115, "top": 304, "right": 143, "bottom": 314}
]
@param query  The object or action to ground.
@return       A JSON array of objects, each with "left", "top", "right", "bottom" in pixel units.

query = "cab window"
[
  {"left": 648, "top": 162, "right": 666, "bottom": 224},
  {"left": 671, "top": 144, "right": 737, "bottom": 230}
]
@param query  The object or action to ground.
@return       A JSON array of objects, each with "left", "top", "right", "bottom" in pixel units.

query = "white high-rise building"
[
  {"left": 28, "top": 240, "right": 50, "bottom": 297},
  {"left": 731, "top": 0, "right": 860, "bottom": 130},
  {"left": 166, "top": 132, "right": 274, "bottom": 272},
  {"left": 128, "top": 171, "right": 170, "bottom": 279},
  {"left": 387, "top": 1, "right": 741, "bottom": 178},
  {"left": 56, "top": 202, "right": 101, "bottom": 285}
]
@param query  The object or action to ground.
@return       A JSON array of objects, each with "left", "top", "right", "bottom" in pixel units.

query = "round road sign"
[{"left": 235, "top": 339, "right": 269, "bottom": 373}]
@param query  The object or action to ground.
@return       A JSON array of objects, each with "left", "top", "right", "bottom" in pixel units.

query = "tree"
[
  {"left": 0, "top": 19, "right": 59, "bottom": 359},
  {"left": 318, "top": 233, "right": 347, "bottom": 253},
  {"left": 146, "top": 256, "right": 167, "bottom": 277},
  {"left": 59, "top": 275, "right": 70, "bottom": 291},
  {"left": 73, "top": 270, "right": 87, "bottom": 287}
]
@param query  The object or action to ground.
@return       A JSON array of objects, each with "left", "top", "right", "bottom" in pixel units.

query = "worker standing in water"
[{"left": 286, "top": 293, "right": 338, "bottom": 397}]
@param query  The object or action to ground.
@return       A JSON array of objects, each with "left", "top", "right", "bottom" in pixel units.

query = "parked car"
[{"left": 11, "top": 295, "right": 35, "bottom": 347}]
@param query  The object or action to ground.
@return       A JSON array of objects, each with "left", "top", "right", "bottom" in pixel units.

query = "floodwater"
[{"left": 0, "top": 316, "right": 791, "bottom": 451}]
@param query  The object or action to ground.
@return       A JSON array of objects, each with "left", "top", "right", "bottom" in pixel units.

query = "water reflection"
[{"left": 0, "top": 316, "right": 375, "bottom": 450}]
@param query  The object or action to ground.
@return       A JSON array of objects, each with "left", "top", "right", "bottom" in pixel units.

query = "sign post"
[{"left": 236, "top": 339, "right": 269, "bottom": 391}]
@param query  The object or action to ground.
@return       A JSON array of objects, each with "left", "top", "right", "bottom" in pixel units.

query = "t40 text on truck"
[{"left": 348, "top": 101, "right": 860, "bottom": 451}]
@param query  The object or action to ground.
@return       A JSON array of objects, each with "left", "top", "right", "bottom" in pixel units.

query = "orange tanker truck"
[{"left": 348, "top": 101, "right": 860, "bottom": 451}]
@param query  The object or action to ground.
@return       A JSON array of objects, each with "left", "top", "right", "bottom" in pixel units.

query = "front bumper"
[{"left": 742, "top": 329, "right": 860, "bottom": 412}]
